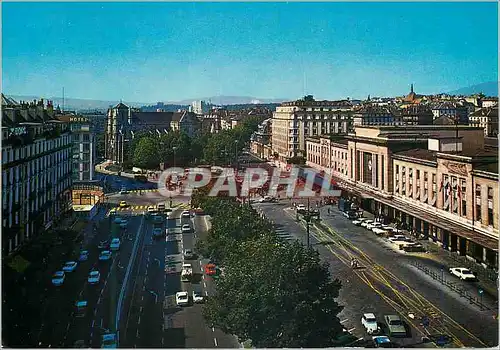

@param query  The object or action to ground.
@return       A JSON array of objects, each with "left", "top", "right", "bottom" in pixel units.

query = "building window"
[
  {"left": 475, "top": 184, "right": 482, "bottom": 223},
  {"left": 461, "top": 179, "right": 467, "bottom": 217},
  {"left": 488, "top": 187, "right": 494, "bottom": 226},
  {"left": 381, "top": 155, "right": 385, "bottom": 190}
]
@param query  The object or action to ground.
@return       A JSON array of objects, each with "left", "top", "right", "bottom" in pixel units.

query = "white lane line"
[
  {"left": 98, "top": 297, "right": 102, "bottom": 304},
  {"left": 199, "top": 261, "right": 202, "bottom": 266},
  {"left": 212, "top": 327, "right": 215, "bottom": 332},
  {"left": 141, "top": 295, "right": 144, "bottom": 302},
  {"left": 340, "top": 319, "right": 349, "bottom": 324},
  {"left": 205, "top": 291, "right": 209, "bottom": 296},
  {"left": 92, "top": 320, "right": 95, "bottom": 328},
  {"left": 136, "top": 329, "right": 139, "bottom": 337},
  {"left": 66, "top": 323, "right": 71, "bottom": 331},
  {"left": 140, "top": 306, "right": 143, "bottom": 313},
  {"left": 100, "top": 318, "right": 103, "bottom": 328},
  {"left": 348, "top": 327, "right": 356, "bottom": 332},
  {"left": 94, "top": 308, "right": 98, "bottom": 316},
  {"left": 162, "top": 338, "right": 164, "bottom": 346},
  {"left": 138, "top": 316, "right": 141, "bottom": 325},
  {"left": 203, "top": 281, "right": 207, "bottom": 288},
  {"left": 214, "top": 338, "right": 218, "bottom": 347},
  {"left": 145, "top": 269, "right": 148, "bottom": 276}
]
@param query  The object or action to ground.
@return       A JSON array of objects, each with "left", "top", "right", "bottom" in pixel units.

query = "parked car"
[
  {"left": 352, "top": 218, "right": 368, "bottom": 226},
  {"left": 62, "top": 261, "right": 78, "bottom": 272},
  {"left": 52, "top": 271, "right": 66, "bottom": 286},
  {"left": 120, "top": 187, "right": 128, "bottom": 194},
  {"left": 372, "top": 228, "right": 388, "bottom": 236},
  {"left": 99, "top": 250, "right": 112, "bottom": 261},
  {"left": 157, "top": 203, "right": 166, "bottom": 212},
  {"left": 366, "top": 222, "right": 383, "bottom": 230},
  {"left": 181, "top": 210, "right": 191, "bottom": 218},
  {"left": 75, "top": 300, "right": 88, "bottom": 318},
  {"left": 192, "top": 290, "right": 205, "bottom": 303},
  {"left": 98, "top": 240, "right": 109, "bottom": 249},
  {"left": 147, "top": 206, "right": 157, "bottom": 215},
  {"left": 181, "top": 224, "right": 191, "bottom": 233},
  {"left": 110, "top": 238, "right": 121, "bottom": 251},
  {"left": 119, "top": 201, "right": 128, "bottom": 208},
  {"left": 360, "top": 220, "right": 374, "bottom": 228},
  {"left": 449, "top": 267, "right": 477, "bottom": 281},
  {"left": 101, "top": 333, "right": 117, "bottom": 348},
  {"left": 343, "top": 211, "right": 358, "bottom": 219},
  {"left": 79, "top": 250, "right": 89, "bottom": 262},
  {"left": 88, "top": 270, "right": 101, "bottom": 284},
  {"left": 388, "top": 235, "right": 408, "bottom": 243},
  {"left": 176, "top": 291, "right": 189, "bottom": 306},
  {"left": 361, "top": 313, "right": 380, "bottom": 334},
  {"left": 384, "top": 315, "right": 406, "bottom": 336}
]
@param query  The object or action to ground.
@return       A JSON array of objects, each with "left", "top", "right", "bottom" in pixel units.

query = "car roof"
[
  {"left": 111, "top": 238, "right": 120, "bottom": 242},
  {"left": 364, "top": 313, "right": 376, "bottom": 319},
  {"left": 102, "top": 334, "right": 116, "bottom": 341},
  {"left": 177, "top": 291, "right": 188, "bottom": 296},
  {"left": 54, "top": 271, "right": 65, "bottom": 275},
  {"left": 386, "top": 315, "right": 400, "bottom": 320},
  {"left": 373, "top": 336, "right": 391, "bottom": 343},
  {"left": 76, "top": 301, "right": 88, "bottom": 307},
  {"left": 66, "top": 261, "right": 77, "bottom": 264},
  {"left": 90, "top": 271, "right": 99, "bottom": 275}
]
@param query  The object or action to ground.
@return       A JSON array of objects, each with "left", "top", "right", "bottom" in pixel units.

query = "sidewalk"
[{"left": 319, "top": 204, "right": 498, "bottom": 299}]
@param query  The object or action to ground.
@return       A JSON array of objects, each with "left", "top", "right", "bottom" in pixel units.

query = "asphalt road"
[
  {"left": 119, "top": 208, "right": 239, "bottom": 348},
  {"left": 35, "top": 212, "right": 143, "bottom": 348},
  {"left": 253, "top": 201, "right": 498, "bottom": 348}
]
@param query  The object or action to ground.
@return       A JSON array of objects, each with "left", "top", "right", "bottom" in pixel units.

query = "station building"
[{"left": 305, "top": 125, "right": 498, "bottom": 269}]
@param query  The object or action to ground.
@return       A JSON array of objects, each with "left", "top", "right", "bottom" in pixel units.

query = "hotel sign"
[
  {"left": 8, "top": 127, "right": 28, "bottom": 137},
  {"left": 443, "top": 161, "right": 468, "bottom": 176}
]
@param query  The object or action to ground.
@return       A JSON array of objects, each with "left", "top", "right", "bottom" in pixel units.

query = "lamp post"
[
  {"left": 172, "top": 146, "right": 178, "bottom": 168},
  {"left": 300, "top": 197, "right": 319, "bottom": 248}
]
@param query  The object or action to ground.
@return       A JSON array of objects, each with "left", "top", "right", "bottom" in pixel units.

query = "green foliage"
[
  {"left": 193, "top": 191, "right": 345, "bottom": 347},
  {"left": 132, "top": 136, "right": 160, "bottom": 169}
]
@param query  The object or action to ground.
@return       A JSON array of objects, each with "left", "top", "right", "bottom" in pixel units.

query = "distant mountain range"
[
  {"left": 446, "top": 81, "right": 498, "bottom": 97},
  {"left": 9, "top": 94, "right": 288, "bottom": 111}
]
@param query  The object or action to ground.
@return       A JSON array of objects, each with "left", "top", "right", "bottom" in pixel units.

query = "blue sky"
[{"left": 2, "top": 2, "right": 498, "bottom": 102}]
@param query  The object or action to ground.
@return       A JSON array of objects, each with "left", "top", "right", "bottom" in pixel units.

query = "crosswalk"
[
  {"left": 110, "top": 203, "right": 190, "bottom": 212},
  {"left": 126, "top": 189, "right": 159, "bottom": 193},
  {"left": 274, "top": 226, "right": 294, "bottom": 242}
]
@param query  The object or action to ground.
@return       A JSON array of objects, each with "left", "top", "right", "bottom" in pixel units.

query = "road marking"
[
  {"left": 199, "top": 261, "right": 202, "bottom": 266},
  {"left": 145, "top": 269, "right": 148, "bottom": 276},
  {"left": 92, "top": 320, "right": 95, "bottom": 328},
  {"left": 212, "top": 327, "right": 215, "bottom": 332},
  {"left": 66, "top": 323, "right": 71, "bottom": 331},
  {"left": 203, "top": 281, "right": 207, "bottom": 288},
  {"left": 98, "top": 297, "right": 102, "bottom": 304},
  {"left": 100, "top": 319, "right": 103, "bottom": 328},
  {"left": 162, "top": 338, "right": 164, "bottom": 346},
  {"left": 205, "top": 291, "right": 209, "bottom": 296},
  {"left": 94, "top": 308, "right": 98, "bottom": 316},
  {"left": 138, "top": 316, "right": 141, "bottom": 324},
  {"left": 136, "top": 329, "right": 139, "bottom": 338},
  {"left": 141, "top": 295, "right": 144, "bottom": 302},
  {"left": 348, "top": 327, "right": 356, "bottom": 332},
  {"left": 140, "top": 306, "right": 143, "bottom": 313},
  {"left": 340, "top": 319, "right": 349, "bottom": 324},
  {"left": 214, "top": 338, "right": 218, "bottom": 347}
]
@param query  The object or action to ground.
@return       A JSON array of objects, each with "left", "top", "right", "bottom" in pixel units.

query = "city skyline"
[{"left": 2, "top": 2, "right": 498, "bottom": 102}]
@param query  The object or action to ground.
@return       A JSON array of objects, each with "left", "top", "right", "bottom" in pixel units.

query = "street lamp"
[
  {"left": 172, "top": 146, "right": 178, "bottom": 168},
  {"left": 300, "top": 198, "right": 320, "bottom": 248}
]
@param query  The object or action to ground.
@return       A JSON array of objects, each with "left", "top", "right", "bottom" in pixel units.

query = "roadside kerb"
[
  {"left": 410, "top": 260, "right": 492, "bottom": 311},
  {"left": 116, "top": 215, "right": 145, "bottom": 345}
]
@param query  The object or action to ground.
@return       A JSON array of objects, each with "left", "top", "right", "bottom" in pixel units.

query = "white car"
[
  {"left": 361, "top": 313, "right": 380, "bottom": 334},
  {"left": 99, "top": 250, "right": 112, "bottom": 261},
  {"left": 88, "top": 270, "right": 101, "bottom": 284},
  {"left": 181, "top": 210, "right": 191, "bottom": 218},
  {"left": 296, "top": 204, "right": 307, "bottom": 213},
  {"left": 449, "top": 267, "right": 477, "bottom": 281},
  {"left": 147, "top": 206, "right": 157, "bottom": 214},
  {"left": 120, "top": 187, "right": 128, "bottom": 194},
  {"left": 52, "top": 271, "right": 66, "bottom": 286},
  {"left": 62, "top": 261, "right": 78, "bottom": 272},
  {"left": 176, "top": 291, "right": 189, "bottom": 306},
  {"left": 181, "top": 224, "right": 191, "bottom": 233},
  {"left": 110, "top": 238, "right": 121, "bottom": 251},
  {"left": 352, "top": 218, "right": 368, "bottom": 226},
  {"left": 192, "top": 290, "right": 205, "bottom": 303},
  {"left": 366, "top": 222, "right": 383, "bottom": 230},
  {"left": 388, "top": 235, "right": 408, "bottom": 243},
  {"left": 372, "top": 228, "right": 388, "bottom": 236},
  {"left": 360, "top": 220, "right": 374, "bottom": 228}
]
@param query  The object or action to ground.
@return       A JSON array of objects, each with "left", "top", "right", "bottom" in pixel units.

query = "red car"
[{"left": 204, "top": 264, "right": 217, "bottom": 276}]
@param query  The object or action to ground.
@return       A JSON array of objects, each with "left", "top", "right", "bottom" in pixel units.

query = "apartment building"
[
  {"left": 305, "top": 125, "right": 498, "bottom": 269},
  {"left": 431, "top": 102, "right": 470, "bottom": 124},
  {"left": 57, "top": 115, "right": 97, "bottom": 181},
  {"left": 2, "top": 96, "right": 72, "bottom": 255},
  {"left": 469, "top": 105, "right": 498, "bottom": 137},
  {"left": 271, "top": 97, "right": 352, "bottom": 162}
]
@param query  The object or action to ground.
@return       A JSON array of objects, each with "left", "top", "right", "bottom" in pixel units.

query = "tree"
[
  {"left": 203, "top": 236, "right": 344, "bottom": 348},
  {"left": 133, "top": 136, "right": 159, "bottom": 169}
]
